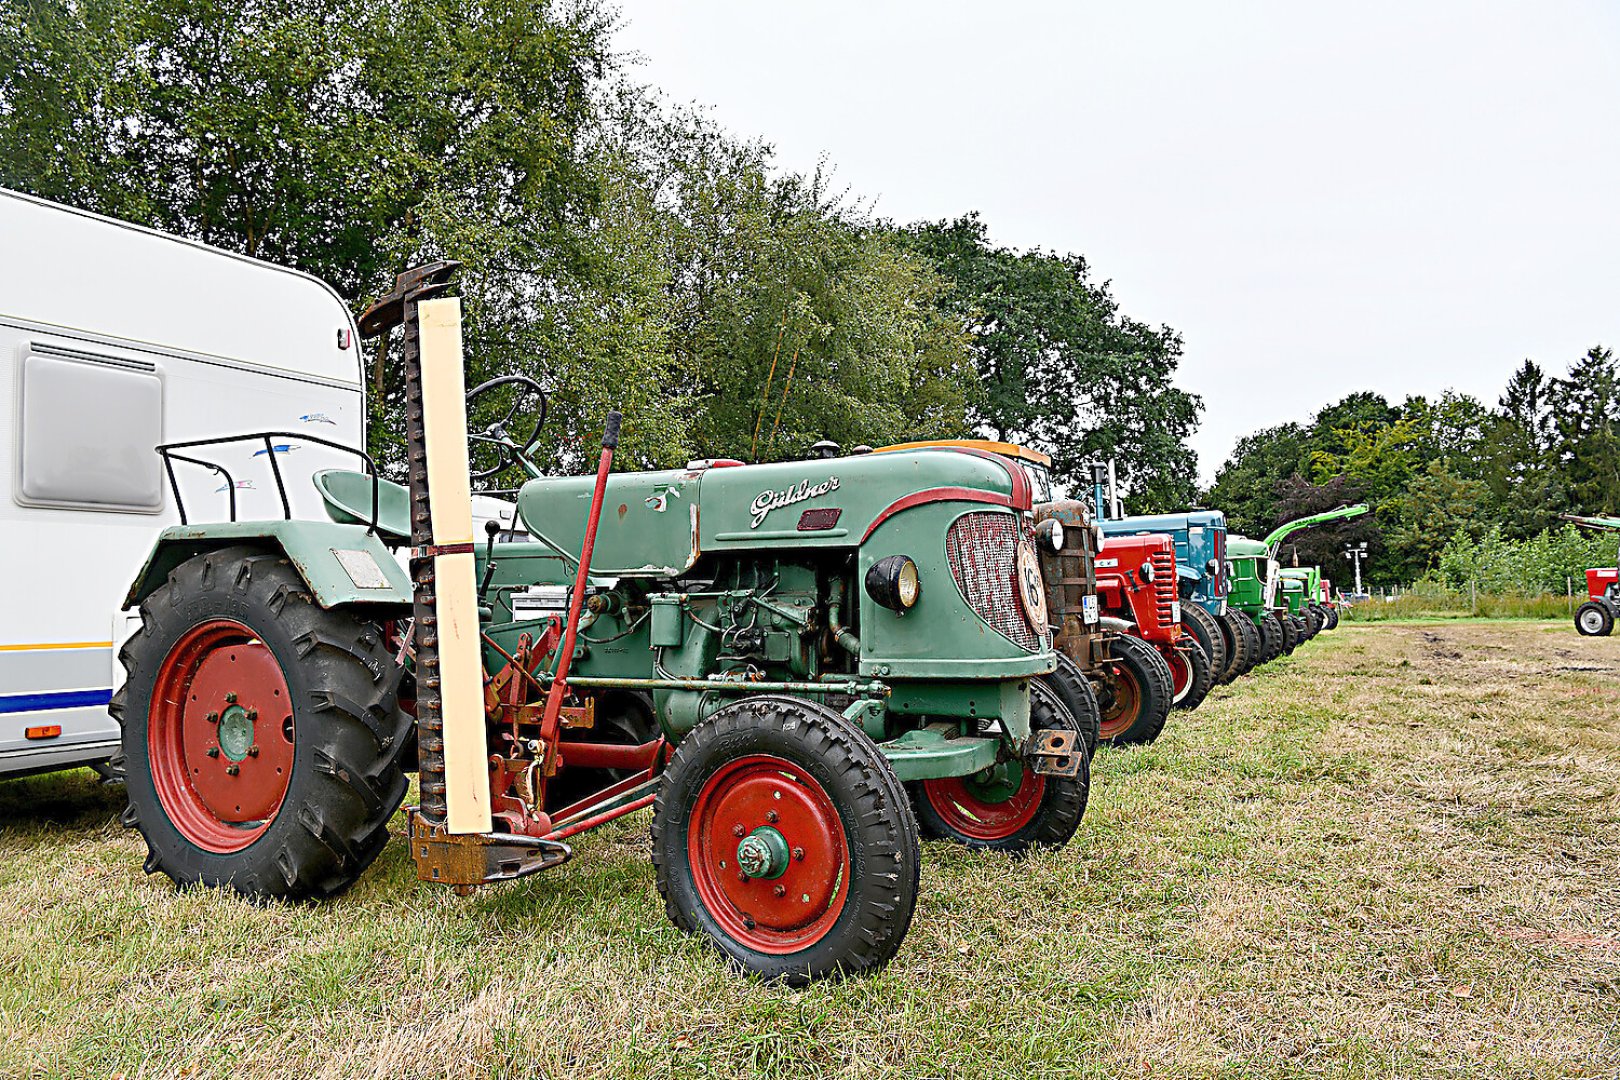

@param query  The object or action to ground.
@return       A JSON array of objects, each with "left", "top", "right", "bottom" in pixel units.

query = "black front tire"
[
  {"left": 112, "top": 545, "right": 410, "bottom": 901},
  {"left": 1181, "top": 606, "right": 1226, "bottom": 684},
  {"left": 1044, "top": 652, "right": 1102, "bottom": 757},
  {"left": 1099, "top": 633, "right": 1174, "bottom": 746},
  {"left": 651, "top": 695, "right": 921, "bottom": 985},
  {"left": 911, "top": 679, "right": 1090, "bottom": 853},
  {"left": 1256, "top": 613, "right": 1283, "bottom": 664},
  {"left": 1169, "top": 638, "right": 1213, "bottom": 711},
  {"left": 1576, "top": 601, "right": 1614, "bottom": 637}
]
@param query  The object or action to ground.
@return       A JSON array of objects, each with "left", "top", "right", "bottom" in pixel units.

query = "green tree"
[
  {"left": 1484, "top": 360, "right": 1566, "bottom": 537},
  {"left": 899, "top": 214, "right": 1201, "bottom": 506},
  {"left": 1386, "top": 460, "right": 1490, "bottom": 577},
  {"left": 1546, "top": 346, "right": 1620, "bottom": 513},
  {"left": 1204, "top": 422, "right": 1312, "bottom": 538}
]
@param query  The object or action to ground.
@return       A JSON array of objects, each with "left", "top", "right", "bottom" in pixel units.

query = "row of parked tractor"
[
  {"left": 917, "top": 444, "right": 1363, "bottom": 754},
  {"left": 105, "top": 264, "right": 1367, "bottom": 987}
]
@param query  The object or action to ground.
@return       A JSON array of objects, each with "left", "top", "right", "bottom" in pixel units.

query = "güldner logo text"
[{"left": 750, "top": 477, "right": 840, "bottom": 528}]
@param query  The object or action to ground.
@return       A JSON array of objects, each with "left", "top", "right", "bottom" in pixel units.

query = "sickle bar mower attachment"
[{"left": 361, "top": 264, "right": 624, "bottom": 892}]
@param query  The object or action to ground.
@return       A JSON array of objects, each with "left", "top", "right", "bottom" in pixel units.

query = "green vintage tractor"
[
  {"left": 110, "top": 265, "right": 1089, "bottom": 985},
  {"left": 1226, "top": 536, "right": 1288, "bottom": 664},
  {"left": 1242, "top": 505, "right": 1368, "bottom": 653}
]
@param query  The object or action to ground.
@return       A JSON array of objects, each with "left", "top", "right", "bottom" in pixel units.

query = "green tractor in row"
[
  {"left": 1226, "top": 505, "right": 1369, "bottom": 659},
  {"left": 111, "top": 265, "right": 1091, "bottom": 985}
]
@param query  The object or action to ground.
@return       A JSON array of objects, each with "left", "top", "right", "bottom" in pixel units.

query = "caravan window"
[{"left": 16, "top": 344, "right": 165, "bottom": 512}]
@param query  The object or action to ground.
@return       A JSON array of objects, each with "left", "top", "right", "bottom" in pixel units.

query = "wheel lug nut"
[
  {"left": 206, "top": 747, "right": 220, "bottom": 758},
  {"left": 225, "top": 763, "right": 240, "bottom": 776},
  {"left": 737, "top": 871, "right": 748, "bottom": 883},
  {"left": 245, "top": 708, "right": 257, "bottom": 722},
  {"left": 731, "top": 823, "right": 746, "bottom": 837},
  {"left": 792, "top": 847, "right": 805, "bottom": 861},
  {"left": 248, "top": 745, "right": 260, "bottom": 758},
  {"left": 225, "top": 692, "right": 237, "bottom": 704},
  {"left": 773, "top": 884, "right": 786, "bottom": 897},
  {"left": 205, "top": 712, "right": 219, "bottom": 724},
  {"left": 765, "top": 810, "right": 778, "bottom": 823}
]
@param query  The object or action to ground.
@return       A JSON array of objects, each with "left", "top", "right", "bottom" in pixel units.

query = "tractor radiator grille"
[
  {"left": 1152, "top": 550, "right": 1178, "bottom": 628},
  {"left": 945, "top": 512, "right": 1045, "bottom": 652}
]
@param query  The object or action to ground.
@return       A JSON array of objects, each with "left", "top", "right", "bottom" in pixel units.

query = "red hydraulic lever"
[{"left": 539, "top": 411, "right": 621, "bottom": 732}]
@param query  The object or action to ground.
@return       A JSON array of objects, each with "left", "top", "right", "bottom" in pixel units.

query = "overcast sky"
[{"left": 613, "top": 1, "right": 1620, "bottom": 485}]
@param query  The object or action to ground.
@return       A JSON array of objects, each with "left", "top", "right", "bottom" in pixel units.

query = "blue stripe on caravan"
[{"left": 0, "top": 689, "right": 114, "bottom": 715}]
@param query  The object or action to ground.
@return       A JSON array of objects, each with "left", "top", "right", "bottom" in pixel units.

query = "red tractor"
[
  {"left": 1095, "top": 533, "right": 1212, "bottom": 733},
  {"left": 1566, "top": 515, "right": 1620, "bottom": 636}
]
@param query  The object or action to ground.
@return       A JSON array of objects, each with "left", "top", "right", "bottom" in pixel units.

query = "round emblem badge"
[{"left": 1015, "top": 543, "right": 1049, "bottom": 630}]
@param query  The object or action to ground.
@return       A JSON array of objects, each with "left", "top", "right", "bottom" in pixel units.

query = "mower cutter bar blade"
[{"left": 406, "top": 808, "right": 572, "bottom": 892}]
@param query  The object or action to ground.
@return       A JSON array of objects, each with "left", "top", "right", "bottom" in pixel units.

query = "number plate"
[
  {"left": 1171, "top": 600, "right": 1181, "bottom": 624},
  {"left": 1082, "top": 594, "right": 1099, "bottom": 624}
]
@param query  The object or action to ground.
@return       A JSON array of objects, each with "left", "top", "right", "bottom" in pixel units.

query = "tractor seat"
[{"left": 313, "top": 469, "right": 410, "bottom": 545}]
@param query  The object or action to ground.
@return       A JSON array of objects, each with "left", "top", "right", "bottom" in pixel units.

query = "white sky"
[{"left": 612, "top": 0, "right": 1620, "bottom": 485}]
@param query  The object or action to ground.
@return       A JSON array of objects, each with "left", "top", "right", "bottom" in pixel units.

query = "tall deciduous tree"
[{"left": 898, "top": 214, "right": 1201, "bottom": 507}]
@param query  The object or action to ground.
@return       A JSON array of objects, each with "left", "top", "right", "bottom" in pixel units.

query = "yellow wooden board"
[{"left": 417, "top": 297, "right": 492, "bottom": 835}]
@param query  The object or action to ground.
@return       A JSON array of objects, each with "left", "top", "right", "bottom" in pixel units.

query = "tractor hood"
[
  {"left": 1228, "top": 536, "right": 1266, "bottom": 559},
  {"left": 515, "top": 448, "right": 1023, "bottom": 577}
]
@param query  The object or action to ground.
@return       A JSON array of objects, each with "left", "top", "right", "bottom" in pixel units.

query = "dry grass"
[{"left": 2, "top": 621, "right": 1617, "bottom": 1079}]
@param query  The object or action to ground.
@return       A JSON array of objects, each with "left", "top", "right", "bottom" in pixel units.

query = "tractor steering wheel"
[{"left": 465, "top": 375, "right": 548, "bottom": 480}]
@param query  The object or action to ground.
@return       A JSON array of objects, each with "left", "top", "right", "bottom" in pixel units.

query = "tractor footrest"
[
  {"left": 1025, "top": 728, "right": 1083, "bottom": 777},
  {"left": 406, "top": 808, "right": 572, "bottom": 892}
]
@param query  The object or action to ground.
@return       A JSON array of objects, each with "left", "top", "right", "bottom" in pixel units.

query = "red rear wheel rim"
[
  {"left": 920, "top": 766, "right": 1044, "bottom": 841},
  {"left": 147, "top": 619, "right": 296, "bottom": 853},
  {"left": 1099, "top": 664, "right": 1142, "bottom": 740},
  {"left": 687, "top": 754, "right": 849, "bottom": 955}
]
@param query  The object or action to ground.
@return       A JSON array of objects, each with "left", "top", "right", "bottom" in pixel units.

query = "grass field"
[{"left": 2, "top": 621, "right": 1617, "bottom": 1079}]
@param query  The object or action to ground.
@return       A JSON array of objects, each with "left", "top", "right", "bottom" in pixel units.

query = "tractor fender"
[
  {"left": 123, "top": 520, "right": 413, "bottom": 612},
  {"left": 1098, "top": 616, "right": 1137, "bottom": 635}
]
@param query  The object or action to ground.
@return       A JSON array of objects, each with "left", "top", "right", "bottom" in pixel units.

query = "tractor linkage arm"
[
  {"left": 1562, "top": 513, "right": 1620, "bottom": 532},
  {"left": 1263, "top": 504, "right": 1370, "bottom": 558}
]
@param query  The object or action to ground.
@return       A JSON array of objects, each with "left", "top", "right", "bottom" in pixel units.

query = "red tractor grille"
[
  {"left": 1152, "top": 549, "right": 1177, "bottom": 628},
  {"left": 945, "top": 512, "right": 1046, "bottom": 652}
]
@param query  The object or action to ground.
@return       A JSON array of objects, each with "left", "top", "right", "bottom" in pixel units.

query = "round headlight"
[
  {"left": 866, "top": 555, "right": 921, "bottom": 611},
  {"left": 1139, "top": 561, "right": 1156, "bottom": 583},
  {"left": 1092, "top": 522, "right": 1106, "bottom": 552},
  {"left": 1036, "top": 518, "right": 1065, "bottom": 554}
]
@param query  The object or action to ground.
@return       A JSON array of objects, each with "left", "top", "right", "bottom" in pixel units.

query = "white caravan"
[{"left": 0, "top": 189, "right": 374, "bottom": 778}]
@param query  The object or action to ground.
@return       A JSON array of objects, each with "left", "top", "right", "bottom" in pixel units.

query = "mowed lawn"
[{"left": 2, "top": 622, "right": 1617, "bottom": 1079}]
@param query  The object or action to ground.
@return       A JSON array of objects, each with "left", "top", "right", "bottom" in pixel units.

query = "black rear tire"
[
  {"left": 1168, "top": 638, "right": 1213, "bottom": 711},
  {"left": 112, "top": 545, "right": 410, "bottom": 901},
  {"left": 1576, "top": 601, "right": 1614, "bottom": 636},
  {"left": 1099, "top": 634, "right": 1173, "bottom": 746},
  {"left": 1323, "top": 605, "right": 1341, "bottom": 631},
  {"left": 651, "top": 695, "right": 920, "bottom": 985},
  {"left": 911, "top": 680, "right": 1090, "bottom": 853}
]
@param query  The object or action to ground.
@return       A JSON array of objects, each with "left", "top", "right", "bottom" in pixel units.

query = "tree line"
[
  {"left": 1, "top": 0, "right": 1200, "bottom": 502},
  {"left": 1207, "top": 347, "right": 1620, "bottom": 589}
]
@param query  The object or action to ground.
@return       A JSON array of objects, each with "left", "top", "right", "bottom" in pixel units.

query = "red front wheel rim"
[
  {"left": 1099, "top": 666, "right": 1142, "bottom": 740},
  {"left": 920, "top": 765, "right": 1045, "bottom": 841},
  {"left": 687, "top": 754, "right": 850, "bottom": 955},
  {"left": 147, "top": 620, "right": 296, "bottom": 853}
]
